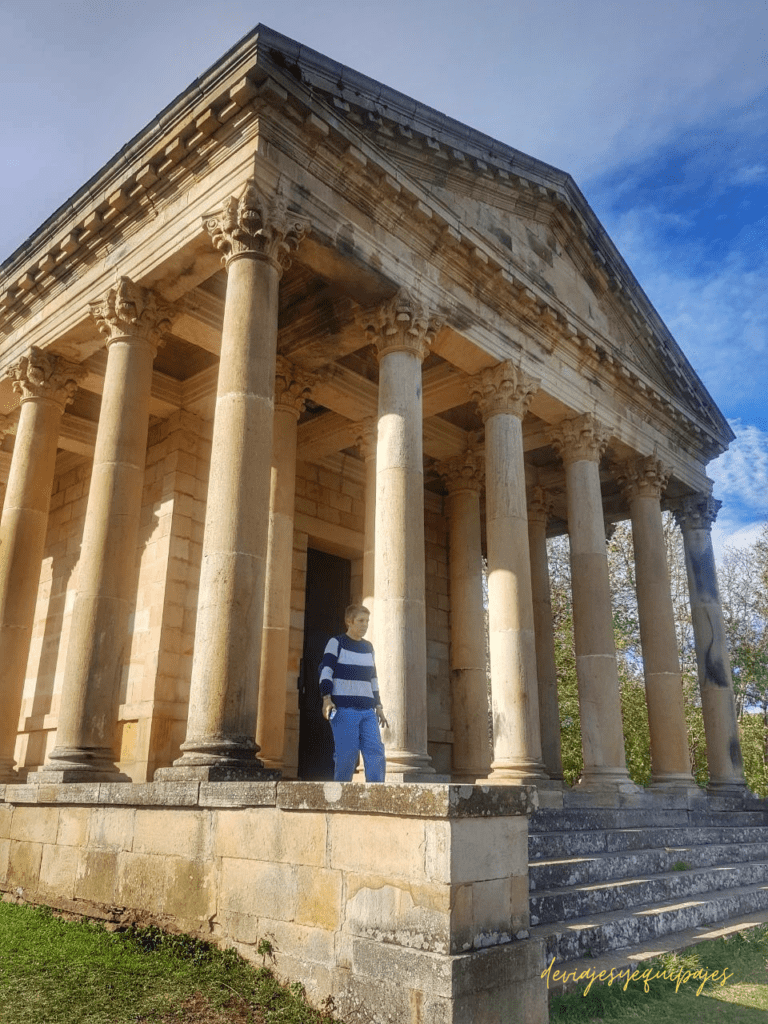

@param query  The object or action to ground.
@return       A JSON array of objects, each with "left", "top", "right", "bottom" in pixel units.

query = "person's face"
[{"left": 346, "top": 612, "right": 369, "bottom": 641}]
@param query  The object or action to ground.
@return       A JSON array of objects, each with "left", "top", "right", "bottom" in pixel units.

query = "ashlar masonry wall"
[{"left": 0, "top": 781, "right": 547, "bottom": 1024}]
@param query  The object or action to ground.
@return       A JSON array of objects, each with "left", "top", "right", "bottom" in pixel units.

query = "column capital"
[
  {"left": 548, "top": 413, "right": 610, "bottom": 465},
  {"left": 438, "top": 448, "right": 485, "bottom": 494},
  {"left": 470, "top": 360, "right": 539, "bottom": 421},
  {"left": 274, "top": 356, "right": 317, "bottom": 418},
  {"left": 5, "top": 347, "right": 86, "bottom": 410},
  {"left": 365, "top": 289, "right": 442, "bottom": 362},
  {"left": 672, "top": 492, "right": 721, "bottom": 532},
  {"left": 527, "top": 485, "right": 554, "bottom": 525},
  {"left": 204, "top": 179, "right": 310, "bottom": 274},
  {"left": 89, "top": 277, "right": 174, "bottom": 351},
  {"left": 354, "top": 417, "right": 377, "bottom": 460},
  {"left": 614, "top": 454, "right": 671, "bottom": 501}
]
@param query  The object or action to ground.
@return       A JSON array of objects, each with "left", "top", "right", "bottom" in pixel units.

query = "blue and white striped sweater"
[{"left": 319, "top": 634, "right": 379, "bottom": 709}]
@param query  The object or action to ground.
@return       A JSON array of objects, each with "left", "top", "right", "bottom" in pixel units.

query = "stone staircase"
[{"left": 528, "top": 806, "right": 768, "bottom": 965}]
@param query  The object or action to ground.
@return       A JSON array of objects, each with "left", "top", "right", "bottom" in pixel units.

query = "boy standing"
[{"left": 320, "top": 604, "right": 388, "bottom": 782}]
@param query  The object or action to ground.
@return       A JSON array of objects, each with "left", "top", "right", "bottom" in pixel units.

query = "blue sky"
[{"left": 1, "top": 0, "right": 766, "bottom": 555}]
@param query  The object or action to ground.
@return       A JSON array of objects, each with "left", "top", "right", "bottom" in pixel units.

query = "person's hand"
[
  {"left": 322, "top": 695, "right": 336, "bottom": 721},
  {"left": 375, "top": 705, "right": 388, "bottom": 728}
]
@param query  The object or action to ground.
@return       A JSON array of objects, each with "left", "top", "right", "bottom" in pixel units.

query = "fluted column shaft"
[
  {"left": 0, "top": 352, "right": 84, "bottom": 781},
  {"left": 528, "top": 488, "right": 563, "bottom": 781},
  {"left": 472, "top": 362, "right": 546, "bottom": 783},
  {"left": 368, "top": 291, "right": 439, "bottom": 778},
  {"left": 440, "top": 450, "right": 490, "bottom": 780},
  {"left": 674, "top": 494, "right": 745, "bottom": 792},
  {"left": 256, "top": 359, "right": 315, "bottom": 770},
  {"left": 159, "top": 181, "right": 308, "bottom": 780},
  {"left": 616, "top": 458, "right": 696, "bottom": 788},
  {"left": 550, "top": 414, "right": 636, "bottom": 794},
  {"left": 40, "top": 280, "right": 170, "bottom": 781}
]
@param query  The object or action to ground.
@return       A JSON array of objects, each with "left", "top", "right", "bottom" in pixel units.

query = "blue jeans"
[{"left": 329, "top": 707, "right": 386, "bottom": 782}]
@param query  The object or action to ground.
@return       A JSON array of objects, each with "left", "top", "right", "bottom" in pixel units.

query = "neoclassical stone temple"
[{"left": 0, "top": 26, "right": 747, "bottom": 1023}]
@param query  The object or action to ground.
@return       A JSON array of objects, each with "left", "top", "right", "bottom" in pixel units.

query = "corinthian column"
[
  {"left": 158, "top": 180, "right": 309, "bottom": 782},
  {"left": 256, "top": 357, "right": 316, "bottom": 771},
  {"left": 439, "top": 448, "right": 490, "bottom": 781},
  {"left": 528, "top": 487, "right": 564, "bottom": 782},
  {"left": 471, "top": 362, "right": 547, "bottom": 783},
  {"left": 0, "top": 349, "right": 85, "bottom": 782},
  {"left": 549, "top": 414, "right": 638, "bottom": 797},
  {"left": 365, "top": 290, "right": 440, "bottom": 779},
  {"left": 37, "top": 279, "right": 172, "bottom": 781},
  {"left": 615, "top": 457, "right": 697, "bottom": 791},
  {"left": 673, "top": 494, "right": 745, "bottom": 793}
]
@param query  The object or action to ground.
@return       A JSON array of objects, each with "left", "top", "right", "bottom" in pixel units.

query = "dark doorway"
[{"left": 298, "top": 548, "right": 351, "bottom": 780}]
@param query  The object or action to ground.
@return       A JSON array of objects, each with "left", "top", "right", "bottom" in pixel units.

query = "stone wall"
[{"left": 0, "top": 781, "right": 546, "bottom": 1024}]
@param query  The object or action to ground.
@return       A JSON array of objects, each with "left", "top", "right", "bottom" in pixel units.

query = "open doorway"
[{"left": 297, "top": 548, "right": 351, "bottom": 780}]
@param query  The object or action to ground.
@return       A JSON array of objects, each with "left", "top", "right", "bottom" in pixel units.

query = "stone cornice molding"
[
  {"left": 548, "top": 413, "right": 610, "bottom": 466},
  {"left": 364, "top": 289, "right": 442, "bottom": 363},
  {"left": 614, "top": 455, "right": 671, "bottom": 502},
  {"left": 274, "top": 356, "right": 317, "bottom": 417},
  {"left": 438, "top": 448, "right": 485, "bottom": 495},
  {"left": 354, "top": 417, "right": 377, "bottom": 461},
  {"left": 204, "top": 179, "right": 310, "bottom": 274},
  {"left": 89, "top": 277, "right": 174, "bottom": 352},
  {"left": 5, "top": 347, "right": 86, "bottom": 410},
  {"left": 527, "top": 485, "right": 554, "bottom": 525},
  {"left": 672, "top": 493, "right": 721, "bottom": 533},
  {"left": 469, "top": 360, "right": 539, "bottom": 421}
]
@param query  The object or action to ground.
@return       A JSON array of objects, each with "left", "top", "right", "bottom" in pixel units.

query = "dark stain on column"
[
  {"left": 730, "top": 738, "right": 743, "bottom": 768},
  {"left": 691, "top": 544, "right": 719, "bottom": 604}
]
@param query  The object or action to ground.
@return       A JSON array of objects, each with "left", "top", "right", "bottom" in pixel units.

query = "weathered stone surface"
[{"left": 277, "top": 781, "right": 535, "bottom": 817}]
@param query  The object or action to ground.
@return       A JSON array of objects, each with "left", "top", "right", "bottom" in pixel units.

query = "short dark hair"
[{"left": 344, "top": 603, "right": 370, "bottom": 623}]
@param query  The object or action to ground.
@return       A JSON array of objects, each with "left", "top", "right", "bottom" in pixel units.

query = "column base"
[
  {"left": 33, "top": 747, "right": 130, "bottom": 783},
  {"left": 564, "top": 767, "right": 644, "bottom": 807},
  {"left": 384, "top": 771, "right": 451, "bottom": 783},
  {"left": 650, "top": 774, "right": 706, "bottom": 804},
  {"left": 154, "top": 764, "right": 281, "bottom": 783},
  {"left": 486, "top": 758, "right": 550, "bottom": 786}
]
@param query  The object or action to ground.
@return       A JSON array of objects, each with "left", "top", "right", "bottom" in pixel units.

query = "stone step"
[
  {"left": 531, "top": 880, "right": 768, "bottom": 963},
  {"left": 529, "top": 806, "right": 768, "bottom": 835},
  {"left": 529, "top": 824, "right": 768, "bottom": 860},
  {"left": 529, "top": 841, "right": 768, "bottom": 889},
  {"left": 530, "top": 860, "right": 768, "bottom": 926}
]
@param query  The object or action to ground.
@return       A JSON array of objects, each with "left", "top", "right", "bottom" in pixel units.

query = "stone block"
[
  {"left": 87, "top": 807, "right": 136, "bottom": 851},
  {"left": 117, "top": 852, "right": 170, "bottom": 911},
  {"left": 426, "top": 816, "right": 528, "bottom": 884},
  {"left": 0, "top": 838, "right": 9, "bottom": 880},
  {"left": 214, "top": 806, "right": 326, "bottom": 866},
  {"left": 39, "top": 843, "right": 79, "bottom": 899},
  {"left": 7, "top": 841, "right": 43, "bottom": 890},
  {"left": 164, "top": 857, "right": 214, "bottom": 922},
  {"left": 56, "top": 807, "right": 90, "bottom": 847},
  {"left": 219, "top": 857, "right": 297, "bottom": 921},
  {"left": 75, "top": 849, "right": 118, "bottom": 905},
  {"left": 345, "top": 873, "right": 451, "bottom": 952},
  {"left": 133, "top": 808, "right": 211, "bottom": 859},
  {"left": 0, "top": 805, "right": 13, "bottom": 839},
  {"left": 329, "top": 813, "right": 426, "bottom": 880},
  {"left": 10, "top": 806, "right": 59, "bottom": 844},
  {"left": 295, "top": 866, "right": 343, "bottom": 931},
  {"left": 198, "top": 781, "right": 277, "bottom": 808}
]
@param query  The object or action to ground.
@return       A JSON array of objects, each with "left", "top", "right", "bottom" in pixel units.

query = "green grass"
[
  {"left": 548, "top": 924, "right": 768, "bottom": 1022},
  {"left": 0, "top": 900, "right": 338, "bottom": 1023}
]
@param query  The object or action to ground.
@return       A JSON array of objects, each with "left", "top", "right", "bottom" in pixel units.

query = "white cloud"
[{"left": 710, "top": 422, "right": 768, "bottom": 516}]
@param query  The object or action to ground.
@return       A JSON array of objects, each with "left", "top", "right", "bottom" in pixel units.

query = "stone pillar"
[
  {"left": 158, "top": 180, "right": 308, "bottom": 782},
  {"left": 438, "top": 448, "right": 491, "bottom": 781},
  {"left": 673, "top": 493, "right": 745, "bottom": 793},
  {"left": 527, "top": 486, "right": 564, "bottom": 782},
  {"left": 354, "top": 418, "right": 377, "bottom": 623},
  {"left": 0, "top": 350, "right": 84, "bottom": 782},
  {"left": 471, "top": 362, "right": 547, "bottom": 784},
  {"left": 365, "top": 290, "right": 440, "bottom": 779},
  {"left": 615, "top": 457, "right": 697, "bottom": 791},
  {"left": 256, "top": 357, "right": 316, "bottom": 771},
  {"left": 38, "top": 279, "right": 172, "bottom": 781},
  {"left": 549, "top": 414, "right": 637, "bottom": 797}
]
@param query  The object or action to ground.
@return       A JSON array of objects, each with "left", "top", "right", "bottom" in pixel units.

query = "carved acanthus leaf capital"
[
  {"left": 469, "top": 360, "right": 539, "bottom": 421},
  {"left": 672, "top": 492, "right": 721, "bottom": 533},
  {"left": 614, "top": 455, "right": 670, "bottom": 501},
  {"left": 5, "top": 347, "right": 87, "bottom": 409},
  {"left": 364, "top": 289, "right": 442, "bottom": 363},
  {"left": 528, "top": 485, "right": 555, "bottom": 524},
  {"left": 274, "top": 356, "right": 317, "bottom": 417},
  {"left": 438, "top": 448, "right": 485, "bottom": 494},
  {"left": 204, "top": 180, "right": 310, "bottom": 274},
  {"left": 548, "top": 413, "right": 610, "bottom": 465},
  {"left": 354, "top": 417, "right": 378, "bottom": 460},
  {"left": 89, "top": 277, "right": 173, "bottom": 351}
]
